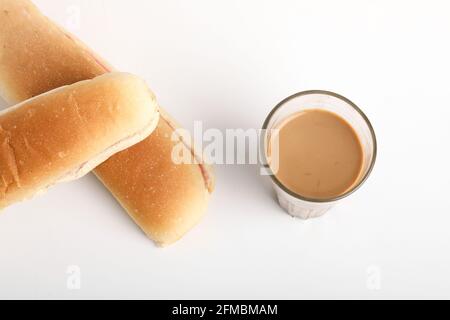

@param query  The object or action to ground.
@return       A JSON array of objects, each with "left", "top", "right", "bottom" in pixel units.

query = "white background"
[{"left": 0, "top": 0, "right": 449, "bottom": 299}]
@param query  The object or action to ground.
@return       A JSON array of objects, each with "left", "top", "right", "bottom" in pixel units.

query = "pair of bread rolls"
[{"left": 0, "top": 0, "right": 214, "bottom": 246}]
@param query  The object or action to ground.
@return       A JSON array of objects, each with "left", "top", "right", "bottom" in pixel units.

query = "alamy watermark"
[
  {"left": 171, "top": 121, "right": 280, "bottom": 176},
  {"left": 366, "top": 265, "right": 382, "bottom": 291},
  {"left": 66, "top": 5, "right": 81, "bottom": 31},
  {"left": 66, "top": 265, "right": 81, "bottom": 290}
]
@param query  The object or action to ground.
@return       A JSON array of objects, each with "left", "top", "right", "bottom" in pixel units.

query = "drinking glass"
[{"left": 262, "top": 90, "right": 377, "bottom": 219}]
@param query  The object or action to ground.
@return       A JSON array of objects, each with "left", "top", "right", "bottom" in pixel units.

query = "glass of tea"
[{"left": 262, "top": 90, "right": 377, "bottom": 219}]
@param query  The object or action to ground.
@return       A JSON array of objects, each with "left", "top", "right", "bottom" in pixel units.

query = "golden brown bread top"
[
  {"left": 0, "top": 0, "right": 107, "bottom": 103},
  {"left": 96, "top": 118, "right": 209, "bottom": 246},
  {"left": 0, "top": 72, "right": 159, "bottom": 208},
  {"left": 158, "top": 108, "right": 215, "bottom": 194}
]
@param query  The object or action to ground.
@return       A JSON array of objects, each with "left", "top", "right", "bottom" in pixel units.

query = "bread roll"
[
  {"left": 0, "top": 72, "right": 160, "bottom": 209},
  {"left": 0, "top": 0, "right": 214, "bottom": 246}
]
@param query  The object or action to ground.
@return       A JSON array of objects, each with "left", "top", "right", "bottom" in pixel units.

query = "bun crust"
[
  {"left": 0, "top": 0, "right": 214, "bottom": 245},
  {"left": 96, "top": 119, "right": 209, "bottom": 246},
  {"left": 0, "top": 72, "right": 159, "bottom": 208},
  {"left": 0, "top": 0, "right": 108, "bottom": 103}
]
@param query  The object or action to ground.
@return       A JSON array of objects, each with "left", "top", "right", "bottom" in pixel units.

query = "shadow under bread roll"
[
  {"left": 0, "top": 0, "right": 214, "bottom": 246},
  {"left": 0, "top": 72, "right": 160, "bottom": 209}
]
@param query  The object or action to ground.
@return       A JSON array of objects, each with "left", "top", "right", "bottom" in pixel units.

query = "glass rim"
[{"left": 262, "top": 90, "right": 378, "bottom": 204}]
